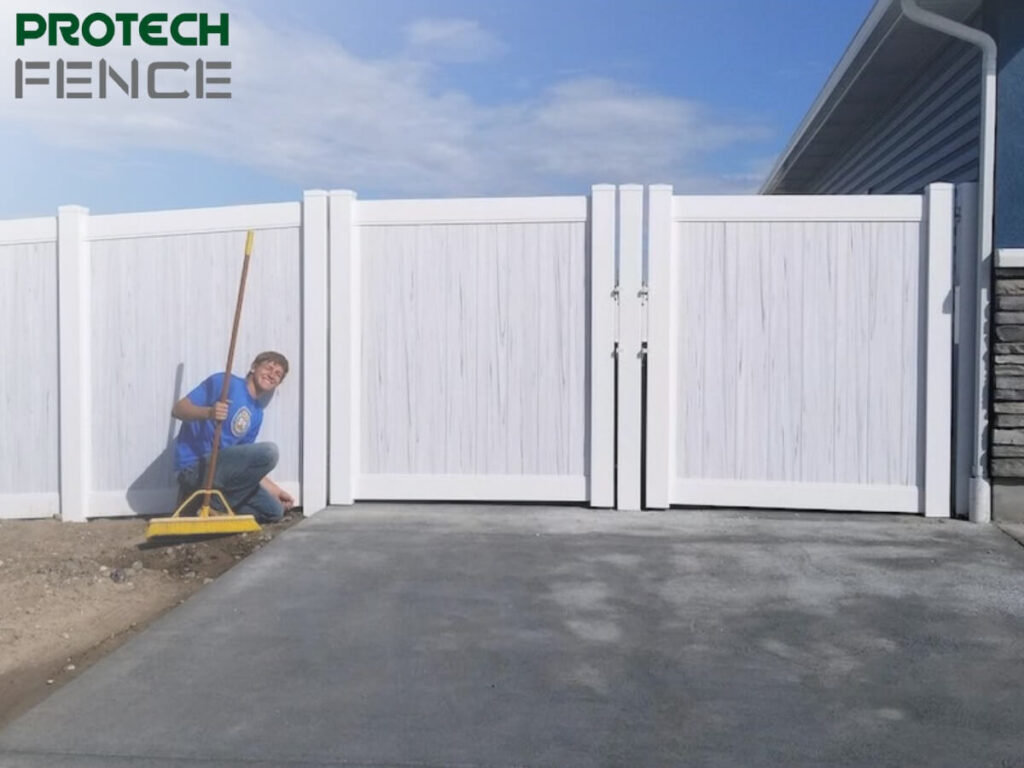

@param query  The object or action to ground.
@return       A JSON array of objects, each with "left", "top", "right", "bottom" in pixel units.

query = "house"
[{"left": 761, "top": 0, "right": 1023, "bottom": 523}]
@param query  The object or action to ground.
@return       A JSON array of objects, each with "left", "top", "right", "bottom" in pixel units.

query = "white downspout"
[{"left": 900, "top": 0, "right": 996, "bottom": 523}]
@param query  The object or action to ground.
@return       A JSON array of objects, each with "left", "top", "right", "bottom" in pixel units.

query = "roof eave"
[{"left": 760, "top": 0, "right": 898, "bottom": 194}]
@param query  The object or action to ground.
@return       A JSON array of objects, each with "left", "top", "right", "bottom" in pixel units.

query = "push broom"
[{"left": 146, "top": 231, "right": 263, "bottom": 539}]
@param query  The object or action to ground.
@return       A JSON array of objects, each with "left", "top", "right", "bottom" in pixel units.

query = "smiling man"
[{"left": 172, "top": 351, "right": 294, "bottom": 524}]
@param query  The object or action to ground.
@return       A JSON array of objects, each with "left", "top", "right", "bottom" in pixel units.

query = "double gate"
[{"left": 307, "top": 184, "right": 955, "bottom": 516}]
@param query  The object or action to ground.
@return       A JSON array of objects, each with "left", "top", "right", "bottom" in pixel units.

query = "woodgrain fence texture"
[{"left": 0, "top": 185, "right": 957, "bottom": 519}]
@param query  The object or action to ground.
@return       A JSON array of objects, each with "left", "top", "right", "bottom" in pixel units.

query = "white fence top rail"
[
  {"left": 357, "top": 196, "right": 588, "bottom": 226},
  {"left": 88, "top": 202, "right": 301, "bottom": 241},
  {"left": 0, "top": 217, "right": 56, "bottom": 245},
  {"left": 672, "top": 195, "right": 923, "bottom": 222}
]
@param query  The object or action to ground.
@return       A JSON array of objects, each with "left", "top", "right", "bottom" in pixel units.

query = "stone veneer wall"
[{"left": 993, "top": 269, "right": 1024, "bottom": 480}]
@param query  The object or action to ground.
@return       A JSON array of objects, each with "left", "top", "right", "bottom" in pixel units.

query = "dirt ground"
[{"left": 0, "top": 510, "right": 302, "bottom": 728}]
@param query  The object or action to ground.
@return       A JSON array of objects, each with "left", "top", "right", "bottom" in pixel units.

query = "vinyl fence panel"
[
  {"left": 0, "top": 218, "right": 59, "bottom": 519},
  {"left": 329, "top": 193, "right": 612, "bottom": 503},
  {"left": 84, "top": 204, "right": 302, "bottom": 517},
  {"left": 646, "top": 187, "right": 953, "bottom": 515}
]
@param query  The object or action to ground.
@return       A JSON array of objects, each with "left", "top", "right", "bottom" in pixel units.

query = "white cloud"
[
  {"left": 404, "top": 18, "right": 506, "bottom": 63},
  {"left": 0, "top": 1, "right": 770, "bottom": 199},
  {"left": 488, "top": 79, "right": 767, "bottom": 187}
]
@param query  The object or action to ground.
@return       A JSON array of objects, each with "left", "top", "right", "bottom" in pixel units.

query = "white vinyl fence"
[
  {"left": 320, "top": 190, "right": 615, "bottom": 505},
  {"left": 0, "top": 183, "right": 957, "bottom": 520},
  {"left": 644, "top": 185, "right": 954, "bottom": 516},
  {"left": 0, "top": 218, "right": 59, "bottom": 519},
  {"left": 0, "top": 204, "right": 303, "bottom": 520}
]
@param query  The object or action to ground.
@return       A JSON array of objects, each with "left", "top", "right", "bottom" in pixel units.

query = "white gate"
[
  {"left": 316, "top": 188, "right": 617, "bottom": 506},
  {"left": 643, "top": 184, "right": 954, "bottom": 516}
]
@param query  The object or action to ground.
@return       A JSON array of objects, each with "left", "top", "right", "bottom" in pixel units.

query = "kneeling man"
[{"left": 172, "top": 351, "right": 294, "bottom": 523}]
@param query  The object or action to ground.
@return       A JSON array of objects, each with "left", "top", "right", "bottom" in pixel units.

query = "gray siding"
[{"left": 811, "top": 40, "right": 981, "bottom": 194}]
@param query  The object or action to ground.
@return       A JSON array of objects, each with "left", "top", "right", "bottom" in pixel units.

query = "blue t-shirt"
[{"left": 174, "top": 373, "right": 264, "bottom": 471}]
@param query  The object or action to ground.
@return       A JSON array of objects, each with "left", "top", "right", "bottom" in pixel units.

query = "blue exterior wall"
[
  {"left": 791, "top": 0, "right": 1023, "bottom": 239},
  {"left": 809, "top": 39, "right": 980, "bottom": 194},
  {"left": 991, "top": 0, "right": 1024, "bottom": 248}
]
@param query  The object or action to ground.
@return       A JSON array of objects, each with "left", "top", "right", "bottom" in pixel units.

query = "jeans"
[{"left": 178, "top": 442, "right": 283, "bottom": 523}]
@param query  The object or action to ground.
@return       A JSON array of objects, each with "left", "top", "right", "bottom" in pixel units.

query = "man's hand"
[
  {"left": 208, "top": 401, "right": 229, "bottom": 422},
  {"left": 277, "top": 488, "right": 295, "bottom": 512},
  {"left": 172, "top": 397, "right": 230, "bottom": 423},
  {"left": 261, "top": 476, "right": 294, "bottom": 512}
]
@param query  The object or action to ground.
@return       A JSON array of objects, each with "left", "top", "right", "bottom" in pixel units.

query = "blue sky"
[{"left": 1, "top": 0, "right": 875, "bottom": 218}]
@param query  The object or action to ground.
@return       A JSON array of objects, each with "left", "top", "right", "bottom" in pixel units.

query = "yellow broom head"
[
  {"left": 145, "top": 489, "right": 262, "bottom": 539},
  {"left": 145, "top": 514, "right": 261, "bottom": 538}
]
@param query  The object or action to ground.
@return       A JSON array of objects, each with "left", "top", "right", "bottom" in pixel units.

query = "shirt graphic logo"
[{"left": 231, "top": 407, "right": 251, "bottom": 437}]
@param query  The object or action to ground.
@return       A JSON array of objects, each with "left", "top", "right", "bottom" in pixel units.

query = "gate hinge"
[
  {"left": 953, "top": 284, "right": 960, "bottom": 346},
  {"left": 612, "top": 284, "right": 621, "bottom": 347},
  {"left": 639, "top": 284, "right": 649, "bottom": 350}
]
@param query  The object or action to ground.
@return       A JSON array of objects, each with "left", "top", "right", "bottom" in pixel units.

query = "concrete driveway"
[{"left": 1, "top": 505, "right": 1023, "bottom": 767}]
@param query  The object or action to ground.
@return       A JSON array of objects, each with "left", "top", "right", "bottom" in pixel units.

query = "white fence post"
[
  {"left": 301, "top": 190, "right": 329, "bottom": 515},
  {"left": 617, "top": 185, "right": 644, "bottom": 510},
  {"left": 57, "top": 205, "right": 91, "bottom": 522},
  {"left": 589, "top": 184, "right": 616, "bottom": 507},
  {"left": 645, "top": 185, "right": 674, "bottom": 508},
  {"left": 925, "top": 182, "right": 954, "bottom": 517},
  {"left": 328, "top": 190, "right": 359, "bottom": 505}
]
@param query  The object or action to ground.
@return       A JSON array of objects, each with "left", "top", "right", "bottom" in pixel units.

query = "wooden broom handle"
[{"left": 203, "top": 230, "right": 255, "bottom": 496}]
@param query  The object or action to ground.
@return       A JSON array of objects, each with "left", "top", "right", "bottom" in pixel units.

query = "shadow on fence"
[{"left": 125, "top": 363, "right": 184, "bottom": 516}]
